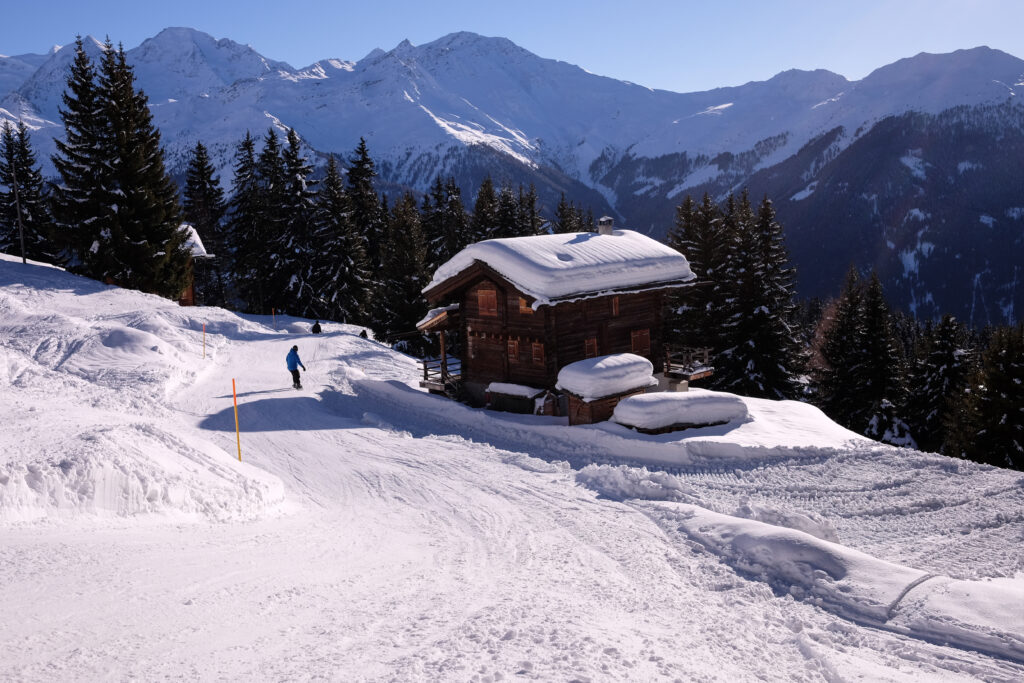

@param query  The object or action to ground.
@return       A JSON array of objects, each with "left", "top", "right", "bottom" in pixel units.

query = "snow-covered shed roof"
[
  {"left": 555, "top": 353, "right": 658, "bottom": 401},
  {"left": 423, "top": 230, "right": 694, "bottom": 307},
  {"left": 611, "top": 390, "right": 749, "bottom": 430}
]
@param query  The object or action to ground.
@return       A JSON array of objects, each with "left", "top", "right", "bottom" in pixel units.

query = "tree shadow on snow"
[{"left": 199, "top": 393, "right": 366, "bottom": 433}]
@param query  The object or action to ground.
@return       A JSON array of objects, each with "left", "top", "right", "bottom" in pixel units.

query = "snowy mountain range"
[{"left": 2, "top": 28, "right": 1023, "bottom": 323}]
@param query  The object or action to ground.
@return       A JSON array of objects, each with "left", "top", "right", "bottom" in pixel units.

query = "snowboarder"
[
  {"left": 311, "top": 321, "right": 322, "bottom": 334},
  {"left": 286, "top": 345, "right": 306, "bottom": 389},
  {"left": 359, "top": 329, "right": 368, "bottom": 339}
]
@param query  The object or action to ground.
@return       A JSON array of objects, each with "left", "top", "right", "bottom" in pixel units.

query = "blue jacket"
[{"left": 286, "top": 348, "right": 305, "bottom": 371}]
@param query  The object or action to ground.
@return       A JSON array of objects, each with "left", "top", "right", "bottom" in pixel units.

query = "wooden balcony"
[
  {"left": 420, "top": 356, "right": 463, "bottom": 396},
  {"left": 663, "top": 346, "right": 714, "bottom": 382}
]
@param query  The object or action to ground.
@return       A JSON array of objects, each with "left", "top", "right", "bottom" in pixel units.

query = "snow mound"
[
  {"left": 612, "top": 390, "right": 748, "bottom": 430},
  {"left": 555, "top": 353, "right": 657, "bottom": 400},
  {"left": 891, "top": 576, "right": 1024, "bottom": 662},
  {"left": 576, "top": 464, "right": 698, "bottom": 502},
  {"left": 0, "top": 256, "right": 287, "bottom": 523},
  {"left": 733, "top": 498, "right": 839, "bottom": 543},
  {"left": 671, "top": 503, "right": 1024, "bottom": 662},
  {"left": 0, "top": 422, "right": 284, "bottom": 523}
]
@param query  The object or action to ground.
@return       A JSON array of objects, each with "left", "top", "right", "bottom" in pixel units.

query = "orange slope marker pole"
[
  {"left": 272, "top": 307, "right": 276, "bottom": 330},
  {"left": 232, "top": 378, "right": 242, "bottom": 461}
]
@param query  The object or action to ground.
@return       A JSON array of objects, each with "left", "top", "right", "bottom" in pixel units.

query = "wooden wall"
[{"left": 460, "top": 276, "right": 666, "bottom": 390}]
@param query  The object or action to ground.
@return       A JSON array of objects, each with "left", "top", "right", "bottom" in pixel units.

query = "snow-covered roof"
[
  {"left": 179, "top": 224, "right": 211, "bottom": 258},
  {"left": 416, "top": 304, "right": 459, "bottom": 330},
  {"left": 424, "top": 230, "right": 694, "bottom": 307},
  {"left": 486, "top": 382, "right": 544, "bottom": 398},
  {"left": 555, "top": 353, "right": 658, "bottom": 401}
]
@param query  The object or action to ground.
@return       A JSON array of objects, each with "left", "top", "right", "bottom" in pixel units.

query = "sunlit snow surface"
[{"left": 2, "top": 252, "right": 1023, "bottom": 680}]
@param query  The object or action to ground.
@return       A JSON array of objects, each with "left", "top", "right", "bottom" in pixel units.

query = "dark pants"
[{"left": 290, "top": 369, "right": 301, "bottom": 387}]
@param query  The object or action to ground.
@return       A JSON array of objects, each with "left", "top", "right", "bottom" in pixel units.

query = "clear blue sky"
[{"left": 2, "top": 0, "right": 1022, "bottom": 92}]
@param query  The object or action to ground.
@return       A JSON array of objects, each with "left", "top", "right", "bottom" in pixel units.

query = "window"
[
  {"left": 631, "top": 328, "right": 651, "bottom": 356},
  {"left": 611, "top": 296, "right": 620, "bottom": 317},
  {"left": 584, "top": 337, "right": 598, "bottom": 358},
  {"left": 507, "top": 339, "right": 520, "bottom": 363},
  {"left": 478, "top": 289, "right": 497, "bottom": 317},
  {"left": 519, "top": 296, "right": 533, "bottom": 315},
  {"left": 532, "top": 342, "right": 545, "bottom": 366}
]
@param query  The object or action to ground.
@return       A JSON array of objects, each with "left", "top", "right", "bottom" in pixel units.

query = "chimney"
[{"left": 597, "top": 216, "right": 614, "bottom": 235}]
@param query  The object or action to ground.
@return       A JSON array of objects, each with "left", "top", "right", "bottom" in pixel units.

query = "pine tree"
[
  {"left": 814, "top": 266, "right": 868, "bottom": 429},
  {"left": 55, "top": 39, "right": 188, "bottom": 297},
  {"left": 713, "top": 192, "right": 774, "bottom": 396},
  {"left": 379, "top": 192, "right": 429, "bottom": 346},
  {"left": 305, "top": 155, "right": 369, "bottom": 322},
  {"left": 713, "top": 195, "right": 804, "bottom": 399},
  {"left": 253, "top": 128, "right": 291, "bottom": 311},
  {"left": 183, "top": 140, "right": 227, "bottom": 305},
  {"left": 665, "top": 193, "right": 725, "bottom": 351},
  {"left": 905, "top": 315, "right": 975, "bottom": 453},
  {"left": 440, "top": 177, "right": 471, "bottom": 261},
  {"left": 517, "top": 184, "right": 540, "bottom": 236},
  {"left": 225, "top": 132, "right": 265, "bottom": 312},
  {"left": 470, "top": 176, "right": 498, "bottom": 242},
  {"left": 946, "top": 324, "right": 1024, "bottom": 469},
  {"left": 276, "top": 128, "right": 318, "bottom": 308},
  {"left": 346, "top": 137, "right": 384, "bottom": 272},
  {"left": 553, "top": 193, "right": 579, "bottom": 233},
  {"left": 859, "top": 273, "right": 910, "bottom": 442},
  {"left": 494, "top": 183, "right": 519, "bottom": 238},
  {"left": 50, "top": 37, "right": 108, "bottom": 269},
  {"left": 0, "top": 120, "right": 56, "bottom": 262},
  {"left": 420, "top": 177, "right": 442, "bottom": 271}
]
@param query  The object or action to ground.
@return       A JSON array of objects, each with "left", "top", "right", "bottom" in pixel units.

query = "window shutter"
[
  {"left": 532, "top": 342, "right": 545, "bottom": 365},
  {"left": 631, "top": 328, "right": 651, "bottom": 356},
  {"left": 479, "top": 289, "right": 497, "bottom": 317}
]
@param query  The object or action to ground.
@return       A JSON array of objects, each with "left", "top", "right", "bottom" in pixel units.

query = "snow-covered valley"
[{"left": 1, "top": 253, "right": 1023, "bottom": 681}]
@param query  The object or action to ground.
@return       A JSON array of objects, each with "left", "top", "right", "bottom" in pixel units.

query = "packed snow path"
[{"left": 1, "top": 255, "right": 1023, "bottom": 680}]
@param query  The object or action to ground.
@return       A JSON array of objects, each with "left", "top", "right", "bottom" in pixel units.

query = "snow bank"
[
  {"left": 425, "top": 230, "right": 694, "bottom": 306},
  {"left": 670, "top": 504, "right": 1024, "bottom": 662},
  {"left": 612, "top": 390, "right": 748, "bottom": 430},
  {"left": 0, "top": 421, "right": 285, "bottom": 523},
  {"left": 891, "top": 576, "right": 1024, "bottom": 662},
  {"left": 672, "top": 503, "right": 926, "bottom": 623},
  {"left": 556, "top": 353, "right": 657, "bottom": 400},
  {"left": 0, "top": 257, "right": 289, "bottom": 523}
]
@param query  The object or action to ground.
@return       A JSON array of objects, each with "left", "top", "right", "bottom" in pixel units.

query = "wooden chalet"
[{"left": 418, "top": 217, "right": 700, "bottom": 409}]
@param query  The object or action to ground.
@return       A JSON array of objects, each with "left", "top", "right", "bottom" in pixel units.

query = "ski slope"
[{"left": 1, "top": 253, "right": 1023, "bottom": 681}]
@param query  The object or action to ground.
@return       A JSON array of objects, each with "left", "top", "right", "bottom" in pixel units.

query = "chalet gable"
[{"left": 423, "top": 230, "right": 694, "bottom": 307}]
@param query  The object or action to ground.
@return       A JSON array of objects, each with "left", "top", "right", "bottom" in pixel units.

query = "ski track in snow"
[{"left": 1, "top": 255, "right": 1023, "bottom": 681}]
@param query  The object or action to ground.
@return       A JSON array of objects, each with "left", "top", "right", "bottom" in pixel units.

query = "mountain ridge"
[{"left": 1, "top": 28, "right": 1022, "bottom": 324}]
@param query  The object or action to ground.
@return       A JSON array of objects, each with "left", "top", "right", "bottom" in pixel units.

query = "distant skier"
[
  {"left": 286, "top": 345, "right": 306, "bottom": 389},
  {"left": 311, "top": 320, "right": 322, "bottom": 334},
  {"left": 359, "top": 329, "right": 368, "bottom": 339}
]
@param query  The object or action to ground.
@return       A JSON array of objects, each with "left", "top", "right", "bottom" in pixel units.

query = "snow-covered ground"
[{"left": 2, "top": 253, "right": 1023, "bottom": 681}]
